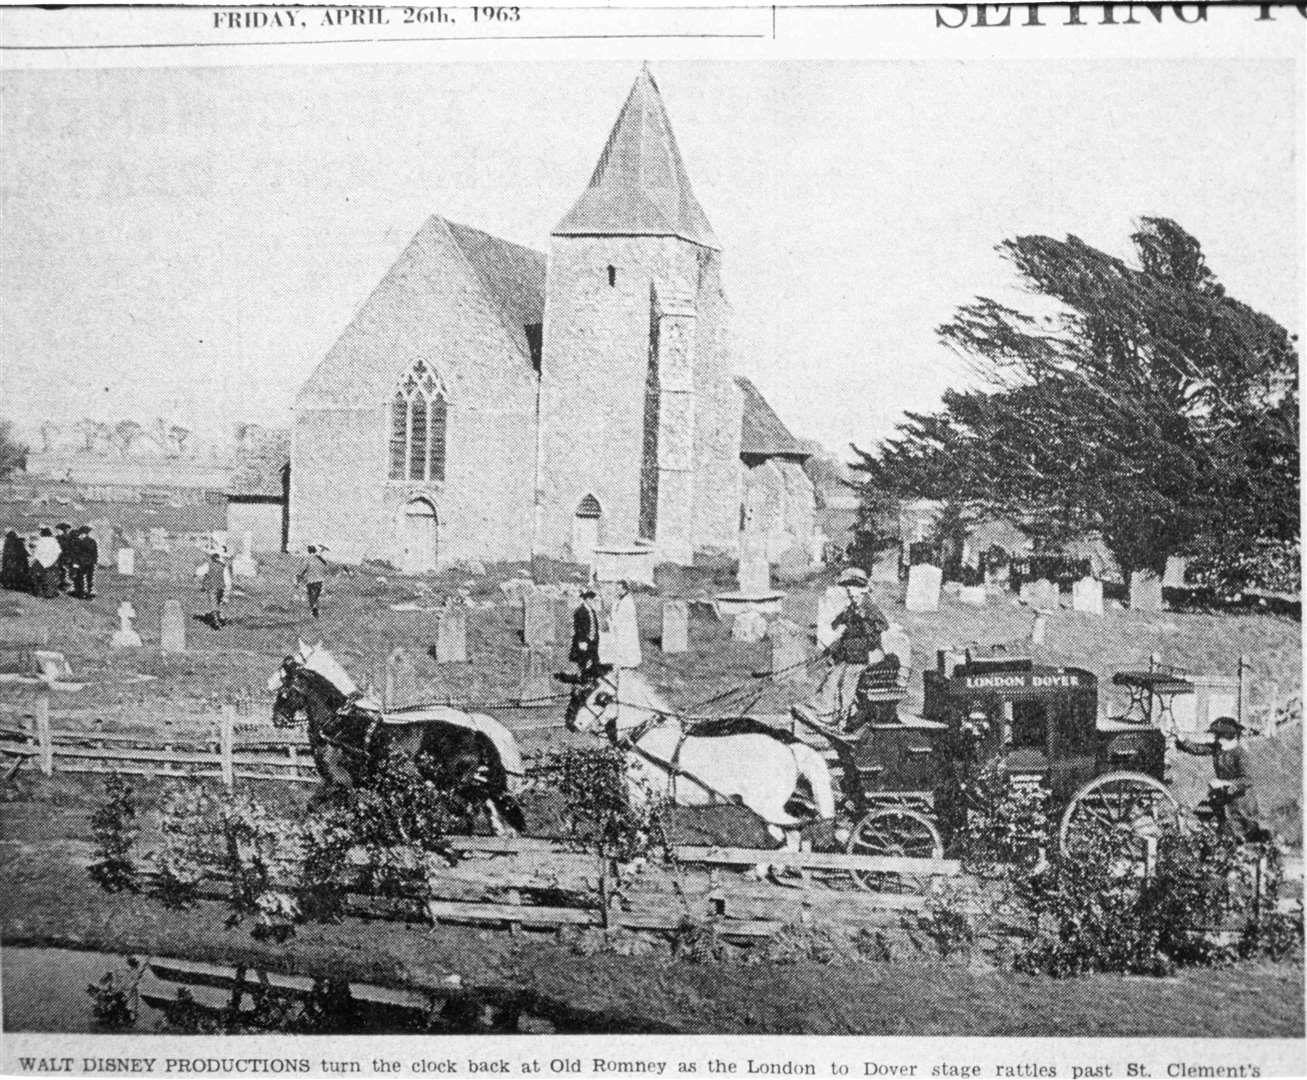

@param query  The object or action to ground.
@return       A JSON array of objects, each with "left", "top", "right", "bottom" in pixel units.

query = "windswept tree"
[{"left": 854, "top": 218, "right": 1299, "bottom": 582}]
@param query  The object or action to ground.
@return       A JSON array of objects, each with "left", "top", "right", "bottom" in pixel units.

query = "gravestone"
[
  {"left": 89, "top": 519, "right": 115, "bottom": 568},
  {"left": 161, "top": 599, "right": 186, "bottom": 654},
  {"left": 436, "top": 605, "right": 468, "bottom": 664},
  {"left": 1129, "top": 570, "right": 1164, "bottom": 612},
  {"left": 1163, "top": 556, "right": 1188, "bottom": 589},
  {"left": 769, "top": 618, "right": 809, "bottom": 682},
  {"left": 519, "top": 648, "right": 554, "bottom": 704},
  {"left": 521, "top": 588, "right": 554, "bottom": 646},
  {"left": 149, "top": 527, "right": 169, "bottom": 552},
  {"left": 384, "top": 647, "right": 417, "bottom": 708},
  {"left": 958, "top": 585, "right": 987, "bottom": 606},
  {"left": 116, "top": 548, "right": 135, "bottom": 576},
  {"left": 661, "top": 600, "right": 689, "bottom": 655},
  {"left": 1072, "top": 577, "right": 1104, "bottom": 616},
  {"left": 33, "top": 650, "right": 73, "bottom": 681},
  {"left": 870, "top": 548, "right": 900, "bottom": 584},
  {"left": 231, "top": 531, "right": 258, "bottom": 578},
  {"left": 737, "top": 557, "right": 772, "bottom": 596},
  {"left": 905, "top": 564, "right": 942, "bottom": 613},
  {"left": 1030, "top": 609, "right": 1051, "bottom": 647},
  {"left": 731, "top": 610, "right": 768, "bottom": 644},
  {"left": 112, "top": 601, "right": 142, "bottom": 648},
  {"left": 1026, "top": 578, "right": 1059, "bottom": 612}
]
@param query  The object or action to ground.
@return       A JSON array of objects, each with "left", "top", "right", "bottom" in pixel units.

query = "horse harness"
[{"left": 604, "top": 707, "right": 740, "bottom": 807}]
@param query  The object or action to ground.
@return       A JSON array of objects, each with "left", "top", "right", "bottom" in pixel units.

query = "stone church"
[{"left": 291, "top": 67, "right": 815, "bottom": 573}]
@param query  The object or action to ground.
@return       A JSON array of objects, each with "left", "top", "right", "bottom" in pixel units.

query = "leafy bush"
[
  {"left": 152, "top": 785, "right": 222, "bottom": 908},
  {"left": 86, "top": 957, "right": 144, "bottom": 1031},
  {"left": 1188, "top": 537, "right": 1301, "bottom": 597},
  {"left": 213, "top": 791, "right": 302, "bottom": 941},
  {"left": 955, "top": 765, "right": 1053, "bottom": 879},
  {"left": 761, "top": 921, "right": 852, "bottom": 966},
  {"left": 88, "top": 772, "right": 139, "bottom": 893},
  {"left": 671, "top": 917, "right": 728, "bottom": 964}
]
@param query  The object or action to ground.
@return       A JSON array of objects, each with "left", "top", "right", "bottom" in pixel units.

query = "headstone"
[
  {"left": 1129, "top": 570, "right": 1164, "bottom": 612},
  {"left": 89, "top": 519, "right": 114, "bottom": 568},
  {"left": 161, "top": 599, "right": 186, "bottom": 654},
  {"left": 522, "top": 588, "right": 554, "bottom": 646},
  {"left": 384, "top": 647, "right": 417, "bottom": 708},
  {"left": 232, "top": 531, "right": 258, "bottom": 578},
  {"left": 905, "top": 564, "right": 942, "bottom": 613},
  {"left": 870, "top": 547, "right": 901, "bottom": 584},
  {"left": 32, "top": 649, "right": 73, "bottom": 681},
  {"left": 1163, "top": 556, "right": 1188, "bottom": 588},
  {"left": 661, "top": 600, "right": 689, "bottom": 654},
  {"left": 1027, "top": 578, "right": 1059, "bottom": 611},
  {"left": 816, "top": 585, "right": 846, "bottom": 650},
  {"left": 1018, "top": 580, "right": 1033, "bottom": 604},
  {"left": 881, "top": 624, "right": 912, "bottom": 670},
  {"left": 774, "top": 544, "right": 811, "bottom": 583},
  {"left": 436, "top": 605, "right": 468, "bottom": 664},
  {"left": 112, "top": 601, "right": 142, "bottom": 648},
  {"left": 731, "top": 610, "right": 768, "bottom": 643},
  {"left": 116, "top": 548, "right": 135, "bottom": 576},
  {"left": 769, "top": 618, "right": 809, "bottom": 682},
  {"left": 737, "top": 557, "right": 772, "bottom": 595},
  {"left": 519, "top": 647, "right": 554, "bottom": 704},
  {"left": 958, "top": 584, "right": 987, "bottom": 607},
  {"left": 1072, "top": 577, "right": 1104, "bottom": 616},
  {"left": 149, "top": 527, "right": 169, "bottom": 551},
  {"left": 1030, "top": 609, "right": 1051, "bottom": 647}
]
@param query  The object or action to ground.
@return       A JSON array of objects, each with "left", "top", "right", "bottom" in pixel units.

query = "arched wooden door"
[{"left": 400, "top": 499, "right": 438, "bottom": 575}]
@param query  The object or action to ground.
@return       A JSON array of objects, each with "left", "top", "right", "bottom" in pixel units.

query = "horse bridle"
[{"left": 274, "top": 661, "right": 375, "bottom": 761}]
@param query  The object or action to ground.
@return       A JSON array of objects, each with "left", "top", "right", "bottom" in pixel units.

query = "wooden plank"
[
  {"left": 51, "top": 763, "right": 225, "bottom": 781},
  {"left": 35, "top": 692, "right": 52, "bottom": 776},
  {"left": 426, "top": 899, "right": 597, "bottom": 927},
  {"left": 673, "top": 846, "right": 960, "bottom": 876}
]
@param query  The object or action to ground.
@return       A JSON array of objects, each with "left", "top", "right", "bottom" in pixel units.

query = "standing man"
[
  {"left": 606, "top": 580, "right": 642, "bottom": 670},
  {"left": 31, "top": 526, "right": 62, "bottom": 599},
  {"left": 569, "top": 585, "right": 602, "bottom": 681},
  {"left": 1172, "top": 717, "right": 1266, "bottom": 842},
  {"left": 70, "top": 526, "right": 98, "bottom": 600},
  {"left": 54, "top": 522, "right": 73, "bottom": 593},
  {"left": 197, "top": 549, "right": 231, "bottom": 628},
  {"left": 814, "top": 567, "right": 889, "bottom": 731},
  {"left": 295, "top": 544, "right": 330, "bottom": 619}
]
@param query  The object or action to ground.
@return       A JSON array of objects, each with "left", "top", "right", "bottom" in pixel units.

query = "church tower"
[{"left": 536, "top": 66, "right": 739, "bottom": 566}]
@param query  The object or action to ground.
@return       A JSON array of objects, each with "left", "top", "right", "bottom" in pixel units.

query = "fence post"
[
  {"left": 1237, "top": 654, "right": 1249, "bottom": 732},
  {"left": 35, "top": 689, "right": 53, "bottom": 777},
  {"left": 220, "top": 705, "right": 235, "bottom": 790}
]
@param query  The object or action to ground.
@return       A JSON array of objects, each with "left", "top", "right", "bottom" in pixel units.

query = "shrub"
[
  {"left": 954, "top": 764, "right": 1053, "bottom": 879},
  {"left": 671, "top": 917, "right": 727, "bottom": 964},
  {"left": 88, "top": 772, "right": 139, "bottom": 893},
  {"left": 152, "top": 785, "right": 221, "bottom": 908},
  {"left": 86, "top": 957, "right": 144, "bottom": 1031},
  {"left": 213, "top": 791, "right": 302, "bottom": 941},
  {"left": 762, "top": 921, "right": 850, "bottom": 966}
]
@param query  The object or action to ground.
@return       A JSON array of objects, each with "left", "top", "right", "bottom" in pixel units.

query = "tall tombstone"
[
  {"left": 160, "top": 599, "right": 186, "bottom": 654},
  {"left": 905, "top": 564, "right": 942, "bottom": 613},
  {"left": 232, "top": 531, "right": 258, "bottom": 578},
  {"left": 1072, "top": 577, "right": 1104, "bottom": 616},
  {"left": 769, "top": 618, "right": 809, "bottom": 683},
  {"left": 661, "top": 600, "right": 689, "bottom": 655},
  {"left": 1163, "top": 556, "right": 1188, "bottom": 589},
  {"left": 521, "top": 588, "right": 554, "bottom": 647},
  {"left": 385, "top": 647, "right": 417, "bottom": 708},
  {"left": 88, "top": 519, "right": 115, "bottom": 568},
  {"left": 1129, "top": 570, "right": 1164, "bottom": 613},
  {"left": 436, "top": 605, "right": 468, "bottom": 664},
  {"left": 116, "top": 547, "right": 135, "bottom": 576},
  {"left": 519, "top": 647, "right": 554, "bottom": 704},
  {"left": 1030, "top": 609, "right": 1050, "bottom": 647}
]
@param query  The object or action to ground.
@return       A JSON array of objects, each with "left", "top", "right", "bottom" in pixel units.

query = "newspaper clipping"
[{"left": 0, "top": 2, "right": 1303, "bottom": 1077}]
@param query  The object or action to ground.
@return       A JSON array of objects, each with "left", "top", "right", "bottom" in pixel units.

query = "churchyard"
[{"left": 1, "top": 545, "right": 1303, "bottom": 1034}]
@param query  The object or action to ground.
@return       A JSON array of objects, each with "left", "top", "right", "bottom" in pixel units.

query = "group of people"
[
  {"left": 568, "top": 580, "right": 642, "bottom": 679},
  {"left": 1, "top": 522, "right": 100, "bottom": 600}
]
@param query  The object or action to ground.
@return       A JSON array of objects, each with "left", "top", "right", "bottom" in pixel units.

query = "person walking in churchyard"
[
  {"left": 607, "top": 580, "right": 642, "bottom": 670},
  {"left": 813, "top": 567, "right": 889, "bottom": 732},
  {"left": 196, "top": 548, "right": 232, "bottom": 628},
  {"left": 31, "top": 526, "right": 62, "bottom": 599},
  {"left": 1, "top": 529, "right": 31, "bottom": 592},
  {"left": 1172, "top": 717, "right": 1267, "bottom": 842},
  {"left": 54, "top": 522, "right": 73, "bottom": 593},
  {"left": 295, "top": 544, "right": 331, "bottom": 619},
  {"left": 69, "top": 525, "right": 98, "bottom": 599},
  {"left": 569, "top": 585, "right": 602, "bottom": 681}
]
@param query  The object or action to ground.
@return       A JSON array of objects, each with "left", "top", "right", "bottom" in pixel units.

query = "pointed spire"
[{"left": 553, "top": 67, "right": 718, "bottom": 249}]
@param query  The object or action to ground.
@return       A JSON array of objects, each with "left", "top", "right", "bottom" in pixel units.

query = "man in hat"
[
  {"left": 69, "top": 525, "right": 98, "bottom": 600},
  {"left": 813, "top": 567, "right": 889, "bottom": 732},
  {"left": 54, "top": 522, "right": 73, "bottom": 592},
  {"left": 295, "top": 544, "right": 331, "bottom": 619},
  {"left": 569, "top": 585, "right": 602, "bottom": 681},
  {"left": 196, "top": 549, "right": 232, "bottom": 628},
  {"left": 1173, "top": 717, "right": 1265, "bottom": 841}
]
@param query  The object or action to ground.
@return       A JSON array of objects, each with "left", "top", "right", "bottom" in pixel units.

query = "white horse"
[{"left": 564, "top": 667, "right": 836, "bottom": 849}]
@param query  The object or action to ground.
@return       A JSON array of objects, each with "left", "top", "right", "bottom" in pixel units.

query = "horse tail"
[{"left": 791, "top": 741, "right": 836, "bottom": 822}]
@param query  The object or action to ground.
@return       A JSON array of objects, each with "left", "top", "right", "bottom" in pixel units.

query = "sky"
[{"left": 0, "top": 59, "right": 1300, "bottom": 459}]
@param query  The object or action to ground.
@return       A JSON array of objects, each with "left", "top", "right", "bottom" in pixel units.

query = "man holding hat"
[
  {"left": 569, "top": 585, "right": 602, "bottom": 681},
  {"left": 1173, "top": 717, "right": 1264, "bottom": 841},
  {"left": 814, "top": 567, "right": 889, "bottom": 732}
]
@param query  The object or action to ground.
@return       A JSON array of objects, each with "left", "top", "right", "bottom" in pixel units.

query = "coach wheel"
[
  {"left": 1058, "top": 771, "right": 1180, "bottom": 865},
  {"left": 845, "top": 807, "right": 944, "bottom": 892}
]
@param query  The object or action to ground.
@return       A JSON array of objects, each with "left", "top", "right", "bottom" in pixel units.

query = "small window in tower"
[{"left": 607, "top": 265, "right": 617, "bottom": 287}]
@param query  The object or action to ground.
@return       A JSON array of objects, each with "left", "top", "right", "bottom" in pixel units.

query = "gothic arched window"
[{"left": 388, "top": 360, "right": 448, "bottom": 482}]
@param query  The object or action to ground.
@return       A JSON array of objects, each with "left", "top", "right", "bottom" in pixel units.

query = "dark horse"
[{"left": 268, "top": 643, "right": 526, "bottom": 834}]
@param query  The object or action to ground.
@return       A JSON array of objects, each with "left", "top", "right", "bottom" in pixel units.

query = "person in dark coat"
[
  {"left": 1173, "top": 717, "right": 1266, "bottom": 842},
  {"left": 569, "top": 586, "right": 602, "bottom": 681},
  {"left": 1, "top": 529, "right": 31, "bottom": 592},
  {"left": 54, "top": 522, "right": 72, "bottom": 592},
  {"left": 70, "top": 526, "right": 98, "bottom": 599}
]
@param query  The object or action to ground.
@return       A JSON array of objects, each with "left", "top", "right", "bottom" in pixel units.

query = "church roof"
[
  {"left": 737, "top": 377, "right": 809, "bottom": 460},
  {"left": 553, "top": 67, "right": 719, "bottom": 249},
  {"left": 443, "top": 219, "right": 545, "bottom": 355}
]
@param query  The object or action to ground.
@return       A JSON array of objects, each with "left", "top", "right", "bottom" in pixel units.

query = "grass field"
[{"left": 1, "top": 552, "right": 1303, "bottom": 1034}]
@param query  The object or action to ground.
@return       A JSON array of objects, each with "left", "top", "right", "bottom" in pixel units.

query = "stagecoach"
[{"left": 802, "top": 648, "right": 1178, "bottom": 879}]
